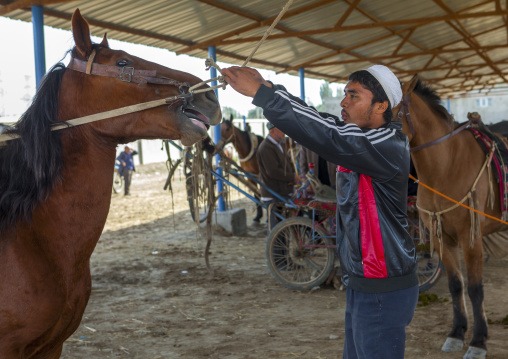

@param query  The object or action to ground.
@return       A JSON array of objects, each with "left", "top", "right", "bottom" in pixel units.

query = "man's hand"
[{"left": 222, "top": 66, "right": 272, "bottom": 98}]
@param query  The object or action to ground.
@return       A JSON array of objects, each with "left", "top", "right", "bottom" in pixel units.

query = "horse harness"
[
  {"left": 396, "top": 94, "right": 496, "bottom": 250},
  {"left": 397, "top": 93, "right": 475, "bottom": 153},
  {"left": 0, "top": 48, "right": 219, "bottom": 144}
]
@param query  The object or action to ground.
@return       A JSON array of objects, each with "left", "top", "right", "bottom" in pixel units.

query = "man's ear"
[{"left": 374, "top": 101, "right": 389, "bottom": 114}]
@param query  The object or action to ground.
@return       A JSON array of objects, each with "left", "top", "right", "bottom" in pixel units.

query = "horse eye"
[{"left": 116, "top": 59, "right": 130, "bottom": 67}]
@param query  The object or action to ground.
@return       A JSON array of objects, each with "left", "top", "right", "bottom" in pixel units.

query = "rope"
[
  {"left": 409, "top": 163, "right": 508, "bottom": 226},
  {"left": 0, "top": 96, "right": 183, "bottom": 143},
  {"left": 187, "top": 0, "right": 294, "bottom": 95},
  {"left": 242, "top": 0, "right": 294, "bottom": 67}
]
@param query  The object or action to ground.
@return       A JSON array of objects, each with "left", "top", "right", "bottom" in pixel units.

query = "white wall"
[{"left": 448, "top": 94, "right": 508, "bottom": 125}]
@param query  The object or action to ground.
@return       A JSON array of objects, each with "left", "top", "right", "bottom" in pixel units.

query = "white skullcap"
[{"left": 365, "top": 65, "right": 402, "bottom": 109}]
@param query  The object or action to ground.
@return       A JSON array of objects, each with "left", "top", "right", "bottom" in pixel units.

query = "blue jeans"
[{"left": 343, "top": 285, "right": 419, "bottom": 359}]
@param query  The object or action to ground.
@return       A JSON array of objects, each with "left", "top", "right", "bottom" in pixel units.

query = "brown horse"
[
  {"left": 0, "top": 9, "right": 220, "bottom": 359},
  {"left": 220, "top": 119, "right": 264, "bottom": 222},
  {"left": 396, "top": 75, "right": 506, "bottom": 359}
]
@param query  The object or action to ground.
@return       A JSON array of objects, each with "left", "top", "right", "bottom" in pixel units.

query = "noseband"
[{"left": 396, "top": 93, "right": 473, "bottom": 153}]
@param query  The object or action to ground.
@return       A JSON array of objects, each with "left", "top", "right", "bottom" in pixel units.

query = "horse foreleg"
[
  {"left": 463, "top": 241, "right": 488, "bottom": 359},
  {"left": 439, "top": 234, "right": 468, "bottom": 353}
]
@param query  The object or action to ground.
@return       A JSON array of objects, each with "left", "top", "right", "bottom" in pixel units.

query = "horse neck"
[
  {"left": 32, "top": 131, "right": 117, "bottom": 263},
  {"left": 408, "top": 96, "right": 487, "bottom": 195},
  {"left": 231, "top": 127, "right": 251, "bottom": 158},
  {"left": 408, "top": 97, "right": 458, "bottom": 181}
]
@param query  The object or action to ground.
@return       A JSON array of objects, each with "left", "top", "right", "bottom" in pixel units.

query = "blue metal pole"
[
  {"left": 447, "top": 98, "right": 451, "bottom": 113},
  {"left": 208, "top": 46, "right": 225, "bottom": 212},
  {"left": 299, "top": 68, "right": 305, "bottom": 101},
  {"left": 32, "top": 6, "right": 46, "bottom": 89},
  {"left": 243, "top": 115, "right": 247, "bottom": 130}
]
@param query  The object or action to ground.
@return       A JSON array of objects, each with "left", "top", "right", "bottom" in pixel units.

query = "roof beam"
[
  {"left": 334, "top": 0, "right": 361, "bottom": 28},
  {"left": 41, "top": 9, "right": 194, "bottom": 47},
  {"left": 298, "top": 44, "right": 508, "bottom": 68},
  {"left": 177, "top": 0, "right": 336, "bottom": 54},
  {"left": 216, "top": 10, "right": 508, "bottom": 43},
  {"left": 433, "top": 0, "right": 508, "bottom": 82}
]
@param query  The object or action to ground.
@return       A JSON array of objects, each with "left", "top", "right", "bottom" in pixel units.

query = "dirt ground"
[{"left": 61, "top": 162, "right": 508, "bottom": 359}]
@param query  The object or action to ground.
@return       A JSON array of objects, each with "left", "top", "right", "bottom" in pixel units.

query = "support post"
[
  {"left": 299, "top": 68, "right": 305, "bottom": 101},
  {"left": 32, "top": 5, "right": 46, "bottom": 89},
  {"left": 209, "top": 46, "right": 225, "bottom": 212}
]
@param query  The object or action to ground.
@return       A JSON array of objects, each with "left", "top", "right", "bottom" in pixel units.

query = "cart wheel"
[
  {"left": 266, "top": 217, "right": 336, "bottom": 290},
  {"left": 112, "top": 171, "right": 123, "bottom": 194},
  {"left": 407, "top": 214, "right": 444, "bottom": 292},
  {"left": 184, "top": 144, "right": 214, "bottom": 223}
]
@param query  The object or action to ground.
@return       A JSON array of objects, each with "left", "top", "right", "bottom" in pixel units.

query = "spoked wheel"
[
  {"left": 184, "top": 143, "right": 214, "bottom": 223},
  {"left": 265, "top": 217, "right": 336, "bottom": 290},
  {"left": 407, "top": 213, "right": 444, "bottom": 292}
]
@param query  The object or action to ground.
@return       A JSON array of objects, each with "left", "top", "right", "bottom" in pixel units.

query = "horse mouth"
[{"left": 183, "top": 109, "right": 210, "bottom": 130}]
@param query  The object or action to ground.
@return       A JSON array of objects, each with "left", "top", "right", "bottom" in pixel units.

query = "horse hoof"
[
  {"left": 441, "top": 337, "right": 464, "bottom": 352},
  {"left": 463, "top": 346, "right": 487, "bottom": 359}
]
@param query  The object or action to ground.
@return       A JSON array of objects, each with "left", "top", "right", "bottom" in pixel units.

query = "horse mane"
[
  {"left": 413, "top": 78, "right": 454, "bottom": 125},
  {"left": 0, "top": 63, "right": 66, "bottom": 234}
]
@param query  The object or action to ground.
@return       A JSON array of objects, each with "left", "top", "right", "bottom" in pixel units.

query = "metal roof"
[{"left": 2, "top": 0, "right": 508, "bottom": 97}]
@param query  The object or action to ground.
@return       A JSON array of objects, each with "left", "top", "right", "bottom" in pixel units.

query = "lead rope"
[
  {"left": 412, "top": 147, "right": 508, "bottom": 255},
  {"left": 186, "top": 0, "right": 294, "bottom": 95}
]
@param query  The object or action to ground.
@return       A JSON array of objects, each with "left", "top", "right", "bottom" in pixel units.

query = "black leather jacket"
[{"left": 253, "top": 84, "right": 417, "bottom": 293}]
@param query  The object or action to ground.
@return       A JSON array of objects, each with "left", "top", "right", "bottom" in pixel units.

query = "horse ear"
[
  {"left": 71, "top": 9, "right": 93, "bottom": 59},
  {"left": 401, "top": 74, "right": 419, "bottom": 95},
  {"left": 100, "top": 33, "right": 109, "bottom": 48}
]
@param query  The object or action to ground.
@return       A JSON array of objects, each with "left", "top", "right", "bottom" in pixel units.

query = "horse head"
[
  {"left": 65, "top": 9, "right": 221, "bottom": 146},
  {"left": 394, "top": 74, "right": 420, "bottom": 143},
  {"left": 396, "top": 74, "right": 455, "bottom": 151},
  {"left": 220, "top": 119, "right": 234, "bottom": 144}
]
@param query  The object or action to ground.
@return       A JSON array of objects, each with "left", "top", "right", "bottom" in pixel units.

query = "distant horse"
[
  {"left": 0, "top": 9, "right": 220, "bottom": 358},
  {"left": 396, "top": 75, "right": 506, "bottom": 359},
  {"left": 220, "top": 119, "right": 264, "bottom": 222}
]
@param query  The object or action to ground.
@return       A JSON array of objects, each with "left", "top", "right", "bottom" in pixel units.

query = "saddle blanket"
[{"left": 470, "top": 122, "right": 508, "bottom": 220}]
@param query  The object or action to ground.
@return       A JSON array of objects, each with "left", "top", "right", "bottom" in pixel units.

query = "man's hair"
[{"left": 348, "top": 70, "right": 393, "bottom": 123}]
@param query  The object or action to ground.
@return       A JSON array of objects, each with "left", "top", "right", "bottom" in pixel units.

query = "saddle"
[{"left": 469, "top": 112, "right": 508, "bottom": 221}]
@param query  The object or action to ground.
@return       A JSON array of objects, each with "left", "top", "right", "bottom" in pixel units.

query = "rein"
[
  {"left": 397, "top": 93, "right": 472, "bottom": 153},
  {"left": 0, "top": 49, "right": 196, "bottom": 144}
]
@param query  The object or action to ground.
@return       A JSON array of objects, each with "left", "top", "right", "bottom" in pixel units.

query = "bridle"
[
  {"left": 396, "top": 93, "right": 473, "bottom": 153},
  {"left": 0, "top": 48, "right": 205, "bottom": 143},
  {"left": 67, "top": 49, "right": 193, "bottom": 91}
]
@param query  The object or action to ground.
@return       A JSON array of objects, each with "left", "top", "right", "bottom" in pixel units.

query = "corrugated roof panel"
[{"left": 2, "top": 0, "right": 507, "bottom": 96}]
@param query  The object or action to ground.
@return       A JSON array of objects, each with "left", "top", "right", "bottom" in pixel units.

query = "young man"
[{"left": 222, "top": 65, "right": 418, "bottom": 359}]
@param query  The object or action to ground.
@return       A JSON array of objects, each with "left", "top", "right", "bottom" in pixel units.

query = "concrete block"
[{"left": 200, "top": 208, "right": 247, "bottom": 236}]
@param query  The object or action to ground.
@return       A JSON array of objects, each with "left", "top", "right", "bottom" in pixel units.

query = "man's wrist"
[{"left": 252, "top": 84, "right": 276, "bottom": 108}]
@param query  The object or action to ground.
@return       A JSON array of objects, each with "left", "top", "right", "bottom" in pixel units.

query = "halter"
[
  {"left": 0, "top": 49, "right": 200, "bottom": 144},
  {"left": 67, "top": 49, "right": 193, "bottom": 91},
  {"left": 396, "top": 93, "right": 472, "bottom": 153}
]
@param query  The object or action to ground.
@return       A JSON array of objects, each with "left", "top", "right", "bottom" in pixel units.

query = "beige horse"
[{"left": 395, "top": 74, "right": 507, "bottom": 359}]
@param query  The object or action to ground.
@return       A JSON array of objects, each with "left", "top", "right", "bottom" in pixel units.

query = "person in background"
[
  {"left": 256, "top": 122, "right": 299, "bottom": 231},
  {"left": 117, "top": 146, "right": 138, "bottom": 196},
  {"left": 299, "top": 146, "right": 336, "bottom": 190},
  {"left": 222, "top": 64, "right": 418, "bottom": 359}
]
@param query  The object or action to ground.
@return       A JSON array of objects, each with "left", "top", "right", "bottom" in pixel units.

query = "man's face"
[
  {"left": 125, "top": 147, "right": 130, "bottom": 154},
  {"left": 270, "top": 128, "right": 285, "bottom": 142},
  {"left": 340, "top": 81, "right": 376, "bottom": 128}
]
